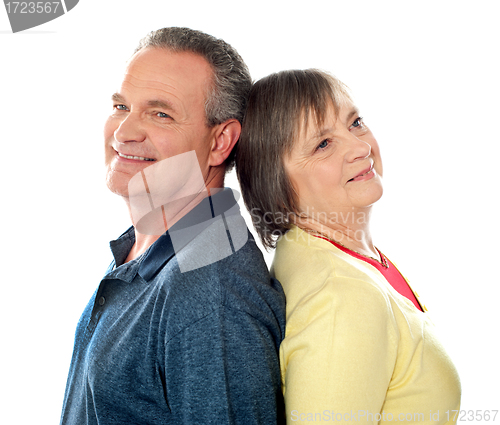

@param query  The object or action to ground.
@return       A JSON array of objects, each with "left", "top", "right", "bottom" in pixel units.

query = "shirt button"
[{"left": 99, "top": 296, "right": 106, "bottom": 306}]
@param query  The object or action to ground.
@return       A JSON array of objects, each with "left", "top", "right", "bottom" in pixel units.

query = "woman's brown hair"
[{"left": 236, "top": 69, "right": 351, "bottom": 249}]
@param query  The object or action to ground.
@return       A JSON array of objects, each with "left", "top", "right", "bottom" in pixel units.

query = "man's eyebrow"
[
  {"left": 146, "top": 99, "right": 176, "bottom": 112},
  {"left": 111, "top": 93, "right": 126, "bottom": 103},
  {"left": 110, "top": 94, "right": 178, "bottom": 114}
]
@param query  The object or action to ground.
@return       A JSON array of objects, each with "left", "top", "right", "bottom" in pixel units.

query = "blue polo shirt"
[{"left": 60, "top": 189, "right": 286, "bottom": 424}]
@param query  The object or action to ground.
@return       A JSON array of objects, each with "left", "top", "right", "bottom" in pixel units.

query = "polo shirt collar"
[{"left": 108, "top": 188, "right": 239, "bottom": 283}]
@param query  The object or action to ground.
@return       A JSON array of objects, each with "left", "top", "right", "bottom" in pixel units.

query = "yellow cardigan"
[{"left": 272, "top": 226, "right": 461, "bottom": 424}]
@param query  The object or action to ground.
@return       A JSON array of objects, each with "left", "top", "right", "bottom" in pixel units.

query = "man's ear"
[{"left": 209, "top": 119, "right": 241, "bottom": 167}]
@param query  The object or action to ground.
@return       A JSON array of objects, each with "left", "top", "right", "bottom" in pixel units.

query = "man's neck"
[
  {"left": 124, "top": 234, "right": 161, "bottom": 264},
  {"left": 123, "top": 169, "right": 225, "bottom": 263}
]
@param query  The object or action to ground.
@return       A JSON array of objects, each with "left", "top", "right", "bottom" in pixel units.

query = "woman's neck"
[{"left": 293, "top": 206, "right": 380, "bottom": 261}]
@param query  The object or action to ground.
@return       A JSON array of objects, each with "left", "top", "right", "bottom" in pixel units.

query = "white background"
[{"left": 1, "top": 0, "right": 499, "bottom": 423}]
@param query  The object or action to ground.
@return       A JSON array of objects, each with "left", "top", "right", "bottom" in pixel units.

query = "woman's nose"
[{"left": 344, "top": 132, "right": 371, "bottom": 163}]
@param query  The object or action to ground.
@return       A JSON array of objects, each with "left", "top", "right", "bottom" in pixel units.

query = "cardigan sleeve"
[{"left": 280, "top": 272, "right": 399, "bottom": 423}]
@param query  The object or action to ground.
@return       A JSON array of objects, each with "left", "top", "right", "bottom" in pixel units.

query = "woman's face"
[{"left": 284, "top": 100, "right": 383, "bottom": 222}]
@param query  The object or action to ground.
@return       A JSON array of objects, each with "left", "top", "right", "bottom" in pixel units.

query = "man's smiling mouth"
[{"left": 117, "top": 151, "right": 155, "bottom": 161}]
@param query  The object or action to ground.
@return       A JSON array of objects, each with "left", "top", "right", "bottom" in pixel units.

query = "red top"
[{"left": 314, "top": 236, "right": 423, "bottom": 312}]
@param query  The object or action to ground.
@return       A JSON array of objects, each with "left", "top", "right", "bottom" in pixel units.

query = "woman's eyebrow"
[
  {"left": 310, "top": 126, "right": 334, "bottom": 142},
  {"left": 301, "top": 126, "right": 334, "bottom": 153},
  {"left": 302, "top": 106, "right": 361, "bottom": 151},
  {"left": 345, "top": 107, "right": 360, "bottom": 124}
]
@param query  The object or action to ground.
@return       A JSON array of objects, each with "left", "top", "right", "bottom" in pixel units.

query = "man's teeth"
[{"left": 118, "top": 152, "right": 154, "bottom": 161}]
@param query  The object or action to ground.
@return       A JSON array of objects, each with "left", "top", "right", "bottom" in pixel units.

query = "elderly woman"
[{"left": 236, "top": 69, "right": 461, "bottom": 423}]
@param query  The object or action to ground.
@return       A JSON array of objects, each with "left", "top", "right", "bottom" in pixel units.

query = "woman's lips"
[{"left": 348, "top": 164, "right": 374, "bottom": 183}]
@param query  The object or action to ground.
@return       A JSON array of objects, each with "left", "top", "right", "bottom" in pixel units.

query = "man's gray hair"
[
  {"left": 134, "top": 27, "right": 251, "bottom": 171},
  {"left": 134, "top": 27, "right": 251, "bottom": 126}
]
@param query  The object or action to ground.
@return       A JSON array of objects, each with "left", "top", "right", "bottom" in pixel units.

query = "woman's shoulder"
[
  {"left": 272, "top": 226, "right": 394, "bottom": 313},
  {"left": 272, "top": 226, "right": 338, "bottom": 280}
]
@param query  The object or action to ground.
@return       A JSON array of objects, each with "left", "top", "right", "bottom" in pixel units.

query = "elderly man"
[{"left": 60, "top": 27, "right": 285, "bottom": 424}]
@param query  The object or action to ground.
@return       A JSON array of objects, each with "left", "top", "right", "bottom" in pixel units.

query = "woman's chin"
[{"left": 348, "top": 179, "right": 384, "bottom": 208}]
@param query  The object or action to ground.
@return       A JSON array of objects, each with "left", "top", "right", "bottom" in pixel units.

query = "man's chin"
[
  {"left": 105, "top": 169, "right": 133, "bottom": 197},
  {"left": 106, "top": 181, "right": 131, "bottom": 199}
]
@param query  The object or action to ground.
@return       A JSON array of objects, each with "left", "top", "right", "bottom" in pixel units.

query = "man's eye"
[
  {"left": 156, "top": 112, "right": 171, "bottom": 119},
  {"left": 114, "top": 104, "right": 128, "bottom": 111}
]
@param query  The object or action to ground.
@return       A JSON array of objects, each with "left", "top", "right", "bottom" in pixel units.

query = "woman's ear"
[{"left": 209, "top": 119, "right": 241, "bottom": 167}]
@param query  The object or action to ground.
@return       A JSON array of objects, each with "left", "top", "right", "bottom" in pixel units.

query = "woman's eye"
[
  {"left": 316, "top": 139, "right": 329, "bottom": 151},
  {"left": 351, "top": 117, "right": 364, "bottom": 129}
]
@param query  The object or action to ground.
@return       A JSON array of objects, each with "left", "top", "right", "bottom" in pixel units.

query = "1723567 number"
[
  {"left": 446, "top": 410, "right": 498, "bottom": 422},
  {"left": 5, "top": 2, "right": 60, "bottom": 13}
]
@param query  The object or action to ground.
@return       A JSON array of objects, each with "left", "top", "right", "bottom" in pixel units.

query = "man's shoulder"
[
  {"left": 168, "top": 207, "right": 268, "bottom": 281},
  {"left": 152, "top": 223, "right": 284, "bottom": 335},
  {"left": 170, "top": 224, "right": 282, "bottom": 304}
]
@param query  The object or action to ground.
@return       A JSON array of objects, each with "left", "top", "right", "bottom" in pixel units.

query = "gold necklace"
[{"left": 300, "top": 227, "right": 389, "bottom": 268}]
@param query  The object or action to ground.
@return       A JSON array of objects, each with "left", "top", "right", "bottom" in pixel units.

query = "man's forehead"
[
  {"left": 115, "top": 48, "right": 213, "bottom": 102},
  {"left": 124, "top": 48, "right": 213, "bottom": 82}
]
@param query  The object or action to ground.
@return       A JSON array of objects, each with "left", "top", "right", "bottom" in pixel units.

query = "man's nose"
[{"left": 114, "top": 113, "right": 146, "bottom": 144}]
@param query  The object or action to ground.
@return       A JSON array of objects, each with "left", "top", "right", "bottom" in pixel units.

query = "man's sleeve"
[{"left": 164, "top": 306, "right": 284, "bottom": 424}]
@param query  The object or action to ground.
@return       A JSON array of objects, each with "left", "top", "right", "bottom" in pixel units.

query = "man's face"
[{"left": 104, "top": 47, "right": 216, "bottom": 198}]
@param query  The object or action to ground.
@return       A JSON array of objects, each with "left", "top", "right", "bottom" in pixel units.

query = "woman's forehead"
[{"left": 300, "top": 97, "right": 356, "bottom": 138}]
